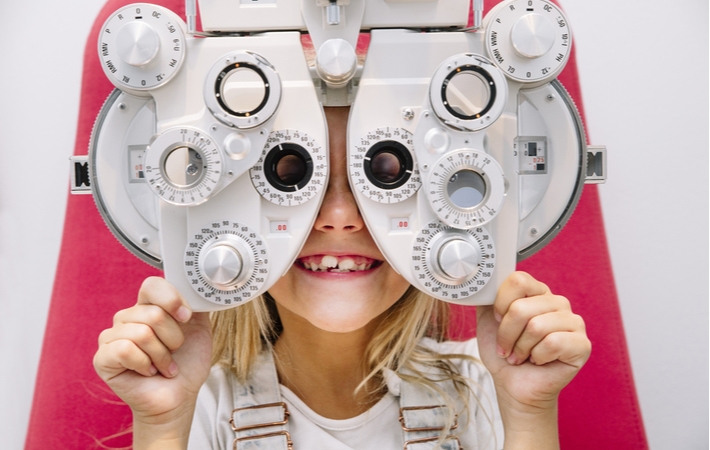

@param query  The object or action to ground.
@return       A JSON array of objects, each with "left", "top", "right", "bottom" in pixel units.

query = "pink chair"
[{"left": 25, "top": 0, "right": 648, "bottom": 448}]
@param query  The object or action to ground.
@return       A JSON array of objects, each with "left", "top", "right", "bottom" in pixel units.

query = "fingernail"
[
  {"left": 507, "top": 354, "right": 519, "bottom": 365},
  {"left": 494, "top": 311, "right": 503, "bottom": 323},
  {"left": 176, "top": 306, "right": 191, "bottom": 323},
  {"left": 168, "top": 362, "right": 179, "bottom": 377},
  {"left": 149, "top": 365, "right": 158, "bottom": 376},
  {"left": 496, "top": 345, "right": 507, "bottom": 358}
]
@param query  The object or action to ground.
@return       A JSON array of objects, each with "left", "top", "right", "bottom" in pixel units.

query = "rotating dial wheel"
[
  {"left": 486, "top": 0, "right": 572, "bottom": 83},
  {"left": 412, "top": 221, "right": 496, "bottom": 301},
  {"left": 98, "top": 3, "right": 186, "bottom": 91},
  {"left": 184, "top": 221, "right": 268, "bottom": 306}
]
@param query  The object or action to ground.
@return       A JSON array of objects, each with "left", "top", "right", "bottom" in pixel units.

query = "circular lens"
[
  {"left": 364, "top": 140, "right": 413, "bottom": 190},
  {"left": 370, "top": 150, "right": 403, "bottom": 184},
  {"left": 163, "top": 146, "right": 203, "bottom": 187},
  {"left": 445, "top": 71, "right": 490, "bottom": 118},
  {"left": 264, "top": 143, "right": 313, "bottom": 192},
  {"left": 440, "top": 65, "right": 497, "bottom": 122},
  {"left": 217, "top": 63, "right": 269, "bottom": 117},
  {"left": 447, "top": 170, "right": 486, "bottom": 209},
  {"left": 274, "top": 153, "right": 307, "bottom": 186}
]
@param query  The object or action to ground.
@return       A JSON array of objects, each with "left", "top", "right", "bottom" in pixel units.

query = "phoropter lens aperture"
[
  {"left": 264, "top": 143, "right": 313, "bottom": 192},
  {"left": 441, "top": 65, "right": 496, "bottom": 121},
  {"left": 216, "top": 62, "right": 269, "bottom": 118},
  {"left": 447, "top": 169, "right": 486, "bottom": 209},
  {"left": 163, "top": 146, "right": 204, "bottom": 188},
  {"left": 364, "top": 140, "right": 413, "bottom": 190}
]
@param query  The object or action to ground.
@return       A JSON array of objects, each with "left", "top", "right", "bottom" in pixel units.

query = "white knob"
[
  {"left": 437, "top": 238, "right": 481, "bottom": 281},
  {"left": 201, "top": 244, "right": 243, "bottom": 287},
  {"left": 316, "top": 39, "right": 357, "bottom": 88},
  {"left": 116, "top": 21, "right": 161, "bottom": 67},
  {"left": 511, "top": 14, "right": 556, "bottom": 59}
]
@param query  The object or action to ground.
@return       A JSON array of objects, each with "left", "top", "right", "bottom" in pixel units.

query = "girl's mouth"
[{"left": 296, "top": 255, "right": 382, "bottom": 273}]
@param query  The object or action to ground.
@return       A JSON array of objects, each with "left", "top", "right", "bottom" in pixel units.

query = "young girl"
[{"left": 93, "top": 107, "right": 591, "bottom": 449}]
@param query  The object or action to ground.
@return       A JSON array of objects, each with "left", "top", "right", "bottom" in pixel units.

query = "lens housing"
[
  {"left": 364, "top": 140, "right": 413, "bottom": 190},
  {"left": 263, "top": 143, "right": 313, "bottom": 192}
]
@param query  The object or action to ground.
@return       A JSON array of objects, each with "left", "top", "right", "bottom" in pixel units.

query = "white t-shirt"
[{"left": 189, "top": 337, "right": 503, "bottom": 449}]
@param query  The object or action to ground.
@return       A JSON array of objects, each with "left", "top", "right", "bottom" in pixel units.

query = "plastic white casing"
[{"left": 87, "top": 0, "right": 589, "bottom": 310}]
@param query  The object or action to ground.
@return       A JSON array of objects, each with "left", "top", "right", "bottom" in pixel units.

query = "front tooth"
[
  {"left": 321, "top": 255, "right": 338, "bottom": 268},
  {"left": 338, "top": 258, "right": 355, "bottom": 270}
]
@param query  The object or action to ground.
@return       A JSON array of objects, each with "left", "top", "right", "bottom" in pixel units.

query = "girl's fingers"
[
  {"left": 112, "top": 304, "right": 186, "bottom": 353},
  {"left": 136, "top": 276, "right": 192, "bottom": 324},
  {"left": 94, "top": 338, "right": 157, "bottom": 380},
  {"left": 494, "top": 272, "right": 550, "bottom": 319},
  {"left": 506, "top": 311, "right": 585, "bottom": 365},
  {"left": 529, "top": 330, "right": 592, "bottom": 369},
  {"left": 98, "top": 322, "right": 179, "bottom": 378},
  {"left": 496, "top": 293, "right": 571, "bottom": 358}
]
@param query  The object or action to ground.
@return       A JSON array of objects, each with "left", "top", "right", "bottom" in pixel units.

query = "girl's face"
[{"left": 267, "top": 107, "right": 411, "bottom": 333}]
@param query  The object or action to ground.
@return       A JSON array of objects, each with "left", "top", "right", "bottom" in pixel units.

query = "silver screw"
[
  {"left": 402, "top": 108, "right": 415, "bottom": 121},
  {"left": 530, "top": 228, "right": 539, "bottom": 236},
  {"left": 547, "top": 94, "right": 555, "bottom": 101},
  {"left": 141, "top": 237, "right": 149, "bottom": 245},
  {"left": 118, "top": 103, "right": 126, "bottom": 110}
]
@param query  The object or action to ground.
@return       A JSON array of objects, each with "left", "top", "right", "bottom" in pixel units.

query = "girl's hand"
[
  {"left": 477, "top": 272, "right": 591, "bottom": 447},
  {"left": 93, "top": 277, "right": 213, "bottom": 446}
]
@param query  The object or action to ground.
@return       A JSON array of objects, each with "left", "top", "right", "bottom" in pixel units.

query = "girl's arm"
[
  {"left": 93, "top": 277, "right": 213, "bottom": 450},
  {"left": 477, "top": 271, "right": 592, "bottom": 449}
]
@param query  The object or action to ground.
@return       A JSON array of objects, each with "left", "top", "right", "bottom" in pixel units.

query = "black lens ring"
[
  {"left": 364, "top": 140, "right": 413, "bottom": 190},
  {"left": 440, "top": 65, "right": 497, "bottom": 121},
  {"left": 215, "top": 62, "right": 270, "bottom": 118},
  {"left": 263, "top": 143, "right": 313, "bottom": 193}
]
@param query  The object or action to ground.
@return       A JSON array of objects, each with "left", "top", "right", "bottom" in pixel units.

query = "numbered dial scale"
[
  {"left": 427, "top": 149, "right": 506, "bottom": 229},
  {"left": 486, "top": 0, "right": 571, "bottom": 83},
  {"left": 184, "top": 221, "right": 269, "bottom": 306},
  {"left": 144, "top": 127, "right": 223, "bottom": 205},
  {"left": 99, "top": 4, "right": 186, "bottom": 91},
  {"left": 412, "top": 221, "right": 496, "bottom": 301}
]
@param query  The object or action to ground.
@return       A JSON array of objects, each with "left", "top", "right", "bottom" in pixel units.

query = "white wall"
[{"left": 0, "top": 1, "right": 707, "bottom": 449}]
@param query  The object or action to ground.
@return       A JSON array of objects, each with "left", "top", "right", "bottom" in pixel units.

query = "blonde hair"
[{"left": 210, "top": 286, "right": 485, "bottom": 442}]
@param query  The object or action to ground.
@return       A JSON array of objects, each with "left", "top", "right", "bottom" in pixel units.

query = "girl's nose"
[{"left": 313, "top": 107, "right": 364, "bottom": 234}]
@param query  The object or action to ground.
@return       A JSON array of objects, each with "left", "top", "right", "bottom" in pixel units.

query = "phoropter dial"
[
  {"left": 412, "top": 221, "right": 496, "bottom": 301},
  {"left": 427, "top": 149, "right": 506, "bottom": 229},
  {"left": 99, "top": 3, "right": 186, "bottom": 91},
  {"left": 144, "top": 127, "right": 222, "bottom": 205},
  {"left": 184, "top": 221, "right": 268, "bottom": 306},
  {"left": 349, "top": 128, "right": 421, "bottom": 203},
  {"left": 250, "top": 129, "right": 327, "bottom": 206},
  {"left": 486, "top": 0, "right": 572, "bottom": 83}
]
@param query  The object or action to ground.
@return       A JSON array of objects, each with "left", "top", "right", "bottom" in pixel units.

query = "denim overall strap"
[
  {"left": 229, "top": 350, "right": 292, "bottom": 450},
  {"left": 397, "top": 370, "right": 464, "bottom": 450}
]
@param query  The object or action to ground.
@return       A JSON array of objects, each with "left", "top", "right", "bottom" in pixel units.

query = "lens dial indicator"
[
  {"left": 184, "top": 221, "right": 268, "bottom": 306},
  {"left": 98, "top": 4, "right": 185, "bottom": 91},
  {"left": 427, "top": 150, "right": 505, "bottom": 229},
  {"left": 412, "top": 221, "right": 496, "bottom": 301},
  {"left": 250, "top": 130, "right": 327, "bottom": 206},
  {"left": 486, "top": 0, "right": 572, "bottom": 83},
  {"left": 144, "top": 127, "right": 222, "bottom": 205},
  {"left": 204, "top": 52, "right": 282, "bottom": 129},
  {"left": 430, "top": 54, "right": 507, "bottom": 132},
  {"left": 349, "top": 127, "right": 421, "bottom": 204}
]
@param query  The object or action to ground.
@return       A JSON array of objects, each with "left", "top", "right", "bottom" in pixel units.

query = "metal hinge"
[{"left": 585, "top": 145, "right": 607, "bottom": 184}]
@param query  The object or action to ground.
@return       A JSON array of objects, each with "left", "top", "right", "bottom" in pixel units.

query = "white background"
[{"left": 0, "top": 1, "right": 707, "bottom": 449}]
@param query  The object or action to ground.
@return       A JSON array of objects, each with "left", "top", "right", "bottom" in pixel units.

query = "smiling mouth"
[{"left": 297, "top": 255, "right": 382, "bottom": 273}]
